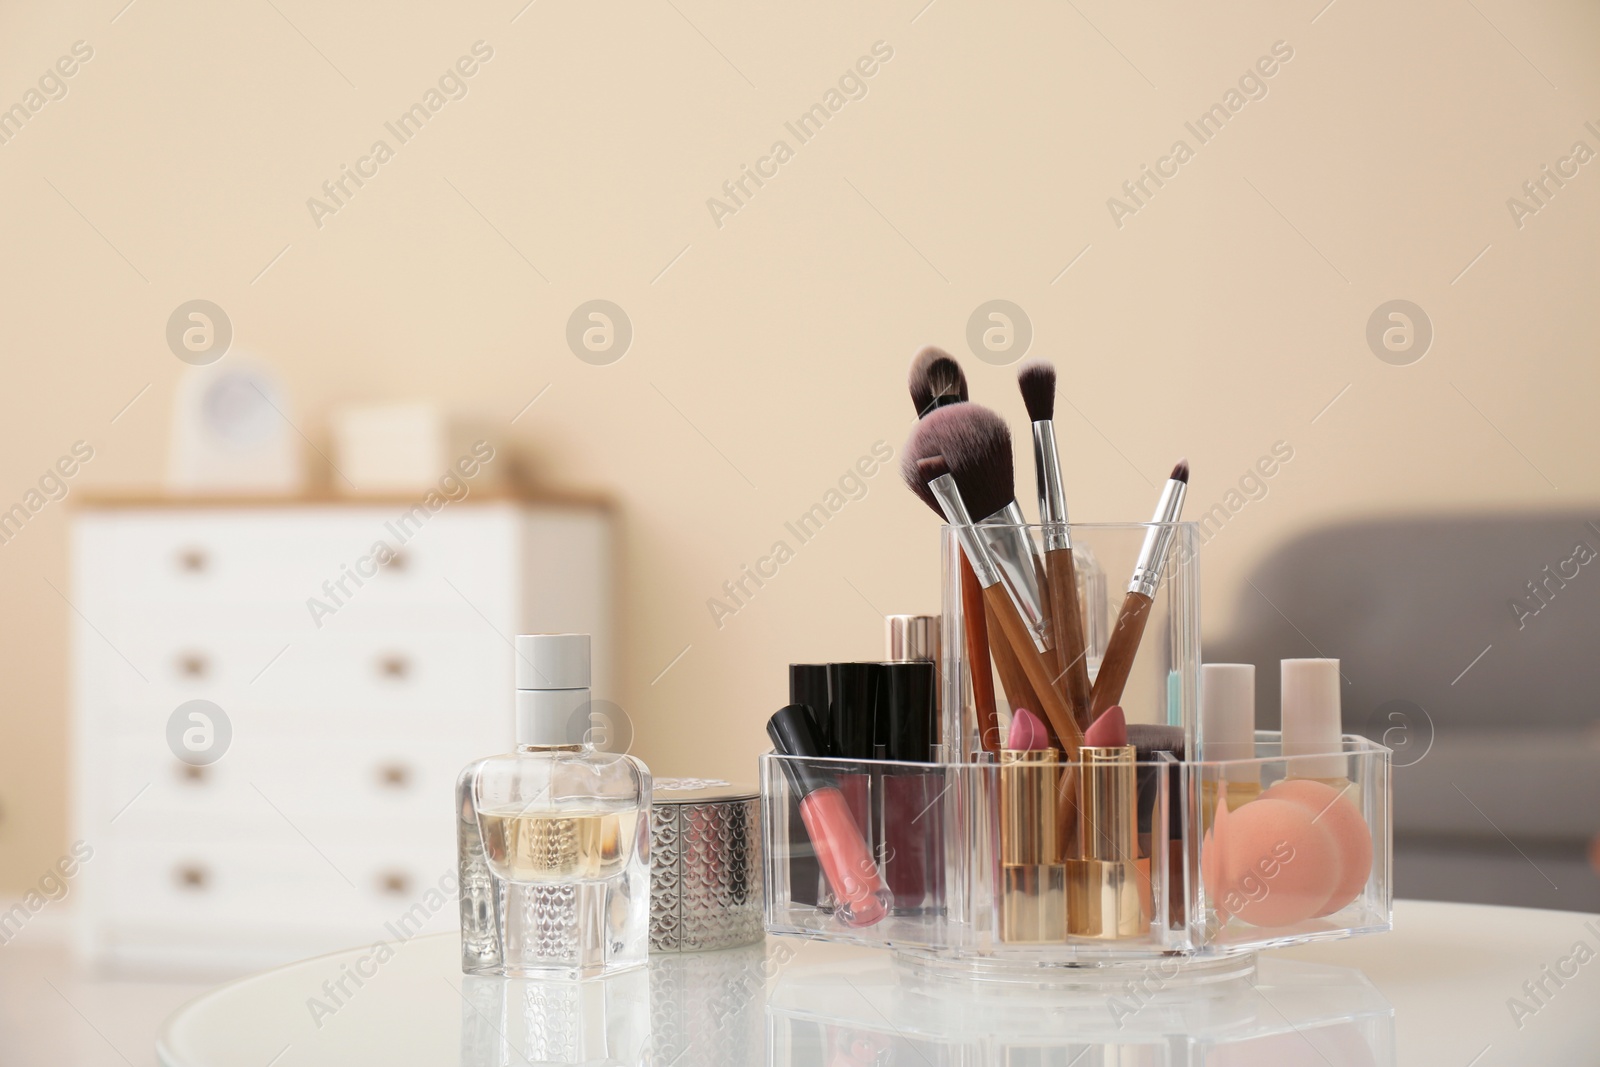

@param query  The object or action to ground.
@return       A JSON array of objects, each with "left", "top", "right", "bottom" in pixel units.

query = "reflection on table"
[{"left": 456, "top": 943, "right": 1392, "bottom": 1066}]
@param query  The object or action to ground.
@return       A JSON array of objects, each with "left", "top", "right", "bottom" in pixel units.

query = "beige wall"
[{"left": 2, "top": 0, "right": 1597, "bottom": 889}]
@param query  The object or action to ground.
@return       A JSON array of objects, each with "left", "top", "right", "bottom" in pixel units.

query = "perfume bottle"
[{"left": 458, "top": 634, "right": 651, "bottom": 979}]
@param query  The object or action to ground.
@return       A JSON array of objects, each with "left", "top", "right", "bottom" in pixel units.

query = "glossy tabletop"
[{"left": 157, "top": 900, "right": 1599, "bottom": 1066}]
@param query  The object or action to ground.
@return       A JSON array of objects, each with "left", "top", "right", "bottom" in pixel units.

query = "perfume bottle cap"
[
  {"left": 1281, "top": 658, "right": 1346, "bottom": 778},
  {"left": 515, "top": 634, "right": 590, "bottom": 691}
]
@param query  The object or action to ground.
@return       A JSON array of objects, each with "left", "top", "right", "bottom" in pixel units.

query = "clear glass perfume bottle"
[{"left": 458, "top": 634, "right": 651, "bottom": 979}]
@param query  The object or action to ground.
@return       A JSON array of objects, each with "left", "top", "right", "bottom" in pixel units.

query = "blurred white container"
[{"left": 332, "top": 404, "right": 501, "bottom": 494}]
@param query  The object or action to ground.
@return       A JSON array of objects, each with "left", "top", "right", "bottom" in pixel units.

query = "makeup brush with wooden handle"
[
  {"left": 905, "top": 347, "right": 1001, "bottom": 753},
  {"left": 1017, "top": 360, "right": 1092, "bottom": 732},
  {"left": 908, "top": 344, "right": 968, "bottom": 416},
  {"left": 1089, "top": 460, "right": 1190, "bottom": 720},
  {"left": 916, "top": 454, "right": 1081, "bottom": 760}
]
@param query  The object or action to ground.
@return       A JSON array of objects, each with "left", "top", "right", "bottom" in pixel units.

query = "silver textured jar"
[{"left": 649, "top": 778, "right": 763, "bottom": 952}]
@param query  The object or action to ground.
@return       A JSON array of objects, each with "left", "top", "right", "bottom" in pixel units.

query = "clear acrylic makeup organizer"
[{"left": 760, "top": 523, "right": 1394, "bottom": 984}]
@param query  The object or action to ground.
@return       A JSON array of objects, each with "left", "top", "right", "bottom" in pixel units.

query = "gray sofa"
[{"left": 1205, "top": 513, "right": 1600, "bottom": 911}]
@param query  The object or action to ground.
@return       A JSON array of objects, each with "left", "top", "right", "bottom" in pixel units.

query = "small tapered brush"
[
  {"left": 1017, "top": 360, "right": 1092, "bottom": 733},
  {"left": 1089, "top": 460, "right": 1190, "bottom": 719}
]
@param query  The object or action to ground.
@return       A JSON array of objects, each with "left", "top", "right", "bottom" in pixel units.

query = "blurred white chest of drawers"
[{"left": 69, "top": 494, "right": 614, "bottom": 974}]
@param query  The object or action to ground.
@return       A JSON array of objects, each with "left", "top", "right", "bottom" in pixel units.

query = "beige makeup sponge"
[
  {"left": 1261, "top": 778, "right": 1373, "bottom": 917},
  {"left": 1203, "top": 796, "right": 1340, "bottom": 927}
]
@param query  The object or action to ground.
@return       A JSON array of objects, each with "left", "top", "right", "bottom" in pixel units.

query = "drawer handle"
[
  {"left": 378, "top": 654, "right": 410, "bottom": 680},
  {"left": 174, "top": 864, "right": 210, "bottom": 891},
  {"left": 177, "top": 764, "right": 209, "bottom": 784},
  {"left": 378, "top": 871, "right": 412, "bottom": 896},
  {"left": 176, "top": 652, "right": 210, "bottom": 679},
  {"left": 376, "top": 763, "right": 412, "bottom": 789},
  {"left": 381, "top": 549, "right": 409, "bottom": 572},
  {"left": 176, "top": 548, "right": 209, "bottom": 574}
]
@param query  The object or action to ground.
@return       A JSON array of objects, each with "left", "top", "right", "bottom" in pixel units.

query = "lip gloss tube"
[
  {"left": 787, "top": 664, "right": 831, "bottom": 907},
  {"left": 768, "top": 705, "right": 889, "bottom": 928}
]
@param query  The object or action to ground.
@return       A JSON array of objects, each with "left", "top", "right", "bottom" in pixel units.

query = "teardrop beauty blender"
[
  {"left": 1205, "top": 797, "right": 1340, "bottom": 927},
  {"left": 1261, "top": 778, "right": 1372, "bottom": 917}
]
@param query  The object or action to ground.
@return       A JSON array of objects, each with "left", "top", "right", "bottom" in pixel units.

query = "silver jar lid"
[{"left": 652, "top": 777, "right": 759, "bottom": 805}]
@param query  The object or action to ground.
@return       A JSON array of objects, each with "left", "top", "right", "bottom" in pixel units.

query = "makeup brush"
[
  {"left": 1089, "top": 461, "right": 1190, "bottom": 720},
  {"left": 902, "top": 402, "right": 1051, "bottom": 654},
  {"left": 910, "top": 453, "right": 1081, "bottom": 759},
  {"left": 905, "top": 348, "right": 997, "bottom": 754},
  {"left": 908, "top": 345, "right": 968, "bottom": 417},
  {"left": 1126, "top": 723, "right": 1184, "bottom": 759},
  {"left": 910, "top": 457, "right": 1013, "bottom": 754},
  {"left": 1017, "top": 360, "right": 1092, "bottom": 733}
]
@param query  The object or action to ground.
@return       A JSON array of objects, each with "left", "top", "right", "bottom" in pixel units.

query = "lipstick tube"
[
  {"left": 1068, "top": 745, "right": 1145, "bottom": 939},
  {"left": 878, "top": 661, "right": 941, "bottom": 916},
  {"left": 999, "top": 748, "right": 1065, "bottom": 943}
]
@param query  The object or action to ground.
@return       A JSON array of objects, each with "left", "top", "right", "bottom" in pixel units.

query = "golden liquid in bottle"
[{"left": 477, "top": 808, "right": 639, "bottom": 883}]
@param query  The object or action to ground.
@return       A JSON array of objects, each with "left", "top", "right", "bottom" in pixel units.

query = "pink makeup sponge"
[
  {"left": 1203, "top": 796, "right": 1339, "bottom": 927},
  {"left": 1260, "top": 779, "right": 1372, "bottom": 917}
]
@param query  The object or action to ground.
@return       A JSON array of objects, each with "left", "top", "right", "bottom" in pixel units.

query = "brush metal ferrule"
[
  {"left": 977, "top": 501, "right": 1052, "bottom": 653},
  {"left": 929, "top": 474, "right": 1002, "bottom": 589},
  {"left": 1068, "top": 744, "right": 1144, "bottom": 939},
  {"left": 1031, "top": 420, "right": 1072, "bottom": 553},
  {"left": 999, "top": 748, "right": 1066, "bottom": 943},
  {"left": 1127, "top": 478, "right": 1188, "bottom": 599}
]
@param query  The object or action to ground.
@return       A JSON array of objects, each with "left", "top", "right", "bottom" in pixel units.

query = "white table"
[{"left": 157, "top": 900, "right": 1599, "bottom": 1065}]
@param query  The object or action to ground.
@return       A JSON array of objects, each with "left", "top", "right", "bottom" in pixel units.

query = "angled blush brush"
[
  {"left": 1089, "top": 461, "right": 1190, "bottom": 720},
  {"left": 911, "top": 454, "right": 1081, "bottom": 760},
  {"left": 1017, "top": 360, "right": 1092, "bottom": 733}
]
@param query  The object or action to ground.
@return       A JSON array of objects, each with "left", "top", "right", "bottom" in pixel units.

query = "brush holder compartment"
[{"left": 760, "top": 736, "right": 1392, "bottom": 979}]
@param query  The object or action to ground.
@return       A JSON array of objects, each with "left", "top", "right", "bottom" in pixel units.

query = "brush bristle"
[
  {"left": 908, "top": 346, "right": 968, "bottom": 416},
  {"left": 902, "top": 455, "right": 951, "bottom": 516},
  {"left": 1127, "top": 723, "right": 1184, "bottom": 759},
  {"left": 1016, "top": 360, "right": 1056, "bottom": 423},
  {"left": 900, "top": 403, "right": 1016, "bottom": 521},
  {"left": 1171, "top": 459, "right": 1190, "bottom": 484}
]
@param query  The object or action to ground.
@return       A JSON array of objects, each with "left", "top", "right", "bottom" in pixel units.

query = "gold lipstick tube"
[
  {"left": 1068, "top": 745, "right": 1145, "bottom": 939},
  {"left": 999, "top": 748, "right": 1066, "bottom": 943}
]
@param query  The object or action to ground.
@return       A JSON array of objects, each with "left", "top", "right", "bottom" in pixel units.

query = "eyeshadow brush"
[
  {"left": 1089, "top": 461, "right": 1190, "bottom": 719},
  {"left": 1017, "top": 360, "right": 1092, "bottom": 732}
]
